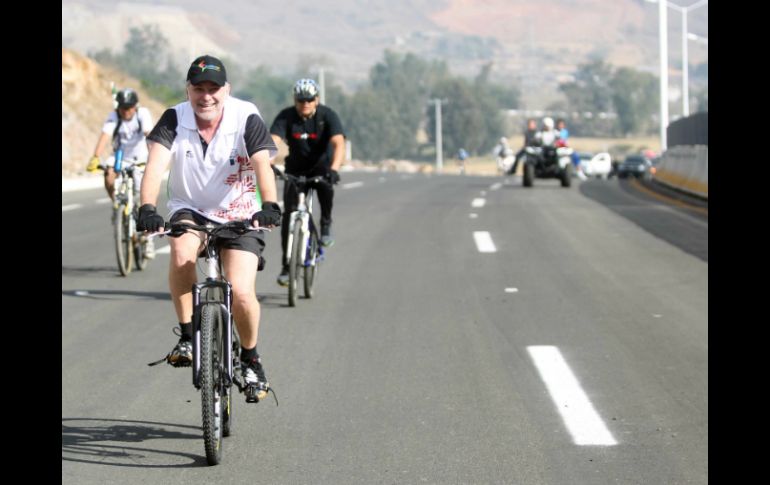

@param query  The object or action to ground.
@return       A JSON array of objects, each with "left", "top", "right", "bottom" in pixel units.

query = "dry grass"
[{"left": 567, "top": 136, "right": 661, "bottom": 157}]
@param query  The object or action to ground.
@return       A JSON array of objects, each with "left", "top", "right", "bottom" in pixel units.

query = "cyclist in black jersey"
[{"left": 269, "top": 78, "right": 346, "bottom": 287}]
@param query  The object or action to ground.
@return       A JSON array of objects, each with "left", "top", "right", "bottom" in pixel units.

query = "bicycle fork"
[
  {"left": 191, "top": 280, "right": 234, "bottom": 390},
  {"left": 287, "top": 210, "right": 311, "bottom": 267}
]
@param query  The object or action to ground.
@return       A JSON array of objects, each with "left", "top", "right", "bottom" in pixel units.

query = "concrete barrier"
[{"left": 654, "top": 145, "right": 708, "bottom": 199}]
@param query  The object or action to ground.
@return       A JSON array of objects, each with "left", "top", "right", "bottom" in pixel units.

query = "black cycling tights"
[{"left": 281, "top": 180, "right": 334, "bottom": 266}]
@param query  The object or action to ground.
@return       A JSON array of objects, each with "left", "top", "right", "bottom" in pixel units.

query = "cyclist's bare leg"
[
  {"left": 104, "top": 167, "right": 117, "bottom": 201},
  {"left": 168, "top": 231, "right": 203, "bottom": 323},
  {"left": 221, "top": 248, "right": 261, "bottom": 348}
]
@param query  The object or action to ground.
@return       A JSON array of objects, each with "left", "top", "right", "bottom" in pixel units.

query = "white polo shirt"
[{"left": 150, "top": 96, "right": 276, "bottom": 223}]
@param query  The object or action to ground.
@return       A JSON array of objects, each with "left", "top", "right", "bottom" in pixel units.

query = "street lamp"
[
  {"left": 687, "top": 32, "right": 708, "bottom": 45},
  {"left": 647, "top": 0, "right": 708, "bottom": 123},
  {"left": 666, "top": 0, "right": 708, "bottom": 117},
  {"left": 646, "top": 0, "right": 669, "bottom": 150}
]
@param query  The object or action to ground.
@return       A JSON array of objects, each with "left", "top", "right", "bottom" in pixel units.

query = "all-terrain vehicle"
[{"left": 521, "top": 144, "right": 573, "bottom": 188}]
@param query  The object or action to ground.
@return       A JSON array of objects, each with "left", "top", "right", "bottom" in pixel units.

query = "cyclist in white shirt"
[
  {"left": 137, "top": 55, "right": 281, "bottom": 402},
  {"left": 87, "top": 88, "right": 155, "bottom": 258}
]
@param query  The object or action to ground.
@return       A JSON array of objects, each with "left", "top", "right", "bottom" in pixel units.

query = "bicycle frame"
[
  {"left": 190, "top": 227, "right": 235, "bottom": 390},
  {"left": 287, "top": 187, "right": 316, "bottom": 269}
]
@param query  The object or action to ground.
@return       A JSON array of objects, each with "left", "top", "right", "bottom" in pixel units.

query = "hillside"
[
  {"left": 61, "top": 48, "right": 167, "bottom": 176},
  {"left": 62, "top": 0, "right": 708, "bottom": 109}
]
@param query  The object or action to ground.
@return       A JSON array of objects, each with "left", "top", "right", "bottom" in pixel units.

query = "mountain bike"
[
  {"left": 150, "top": 220, "right": 273, "bottom": 466},
  {"left": 274, "top": 169, "right": 331, "bottom": 307},
  {"left": 102, "top": 148, "right": 150, "bottom": 276}
]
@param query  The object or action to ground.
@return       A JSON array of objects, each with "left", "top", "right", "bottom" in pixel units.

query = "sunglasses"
[{"left": 295, "top": 97, "right": 316, "bottom": 103}]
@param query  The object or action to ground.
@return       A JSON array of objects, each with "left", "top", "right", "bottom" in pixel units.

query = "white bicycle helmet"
[
  {"left": 293, "top": 79, "right": 319, "bottom": 100},
  {"left": 542, "top": 117, "right": 554, "bottom": 129}
]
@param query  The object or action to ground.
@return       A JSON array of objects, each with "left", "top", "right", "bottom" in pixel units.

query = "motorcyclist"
[{"left": 534, "top": 117, "right": 559, "bottom": 147}]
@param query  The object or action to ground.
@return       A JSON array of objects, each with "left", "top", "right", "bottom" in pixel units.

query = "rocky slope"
[{"left": 61, "top": 48, "right": 167, "bottom": 176}]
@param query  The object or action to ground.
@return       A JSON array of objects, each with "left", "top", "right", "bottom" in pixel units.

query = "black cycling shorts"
[{"left": 169, "top": 209, "right": 266, "bottom": 257}]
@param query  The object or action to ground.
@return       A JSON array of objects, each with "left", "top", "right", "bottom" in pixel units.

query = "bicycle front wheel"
[
  {"left": 304, "top": 230, "right": 319, "bottom": 298},
  {"left": 200, "top": 302, "right": 225, "bottom": 465},
  {"left": 288, "top": 222, "right": 303, "bottom": 307},
  {"left": 114, "top": 205, "right": 133, "bottom": 276}
]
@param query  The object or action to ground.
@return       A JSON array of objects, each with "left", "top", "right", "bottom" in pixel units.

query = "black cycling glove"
[
  {"left": 251, "top": 202, "right": 282, "bottom": 228},
  {"left": 137, "top": 204, "right": 165, "bottom": 232},
  {"left": 327, "top": 169, "right": 340, "bottom": 185}
]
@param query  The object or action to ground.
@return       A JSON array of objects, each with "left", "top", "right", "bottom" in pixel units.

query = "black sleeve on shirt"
[
  {"left": 147, "top": 109, "right": 178, "bottom": 150},
  {"left": 323, "top": 107, "right": 345, "bottom": 138},
  {"left": 245, "top": 113, "right": 277, "bottom": 158},
  {"left": 269, "top": 108, "right": 289, "bottom": 139}
]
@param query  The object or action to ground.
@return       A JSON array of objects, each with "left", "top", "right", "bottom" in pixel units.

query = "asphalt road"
[{"left": 62, "top": 172, "right": 708, "bottom": 484}]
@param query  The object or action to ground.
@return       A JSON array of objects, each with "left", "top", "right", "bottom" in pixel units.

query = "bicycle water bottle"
[{"left": 114, "top": 148, "right": 124, "bottom": 172}]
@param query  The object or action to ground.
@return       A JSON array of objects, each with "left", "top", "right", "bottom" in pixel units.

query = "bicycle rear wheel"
[
  {"left": 114, "top": 205, "right": 133, "bottom": 276},
  {"left": 288, "top": 222, "right": 303, "bottom": 307},
  {"left": 303, "top": 229, "right": 319, "bottom": 298},
  {"left": 200, "top": 302, "right": 225, "bottom": 465}
]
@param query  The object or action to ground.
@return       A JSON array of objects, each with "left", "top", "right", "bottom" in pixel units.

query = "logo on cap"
[{"left": 195, "top": 62, "right": 221, "bottom": 73}]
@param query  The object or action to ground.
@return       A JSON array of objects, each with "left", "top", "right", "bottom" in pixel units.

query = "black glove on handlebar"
[
  {"left": 251, "top": 202, "right": 282, "bottom": 228},
  {"left": 326, "top": 169, "right": 340, "bottom": 185},
  {"left": 137, "top": 204, "right": 165, "bottom": 232}
]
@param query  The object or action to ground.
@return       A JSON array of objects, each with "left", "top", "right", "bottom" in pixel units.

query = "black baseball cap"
[{"left": 186, "top": 55, "right": 227, "bottom": 86}]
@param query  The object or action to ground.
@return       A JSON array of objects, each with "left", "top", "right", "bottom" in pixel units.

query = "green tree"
[
  {"left": 473, "top": 62, "right": 520, "bottom": 152},
  {"left": 367, "top": 51, "right": 450, "bottom": 158},
  {"left": 91, "top": 24, "right": 184, "bottom": 105},
  {"left": 233, "top": 66, "right": 293, "bottom": 124},
  {"left": 557, "top": 60, "right": 615, "bottom": 136},
  {"left": 342, "top": 88, "right": 401, "bottom": 161},
  {"left": 609, "top": 67, "right": 658, "bottom": 135},
  {"left": 427, "top": 79, "right": 485, "bottom": 156}
]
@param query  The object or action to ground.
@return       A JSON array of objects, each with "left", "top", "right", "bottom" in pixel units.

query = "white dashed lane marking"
[
  {"left": 473, "top": 231, "right": 496, "bottom": 253},
  {"left": 527, "top": 345, "right": 617, "bottom": 446},
  {"left": 472, "top": 198, "right": 486, "bottom": 208},
  {"left": 62, "top": 204, "right": 83, "bottom": 212}
]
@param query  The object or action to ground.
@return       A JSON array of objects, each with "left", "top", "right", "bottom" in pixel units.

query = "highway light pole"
[
  {"left": 646, "top": 0, "right": 708, "bottom": 144},
  {"left": 657, "top": 0, "right": 668, "bottom": 150},
  {"left": 663, "top": 0, "right": 708, "bottom": 116},
  {"left": 430, "top": 99, "right": 447, "bottom": 172}
]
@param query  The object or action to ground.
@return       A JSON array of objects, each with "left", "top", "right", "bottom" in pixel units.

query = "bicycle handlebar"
[
  {"left": 147, "top": 220, "right": 270, "bottom": 240},
  {"left": 96, "top": 160, "right": 147, "bottom": 172},
  {"left": 271, "top": 166, "right": 334, "bottom": 188}
]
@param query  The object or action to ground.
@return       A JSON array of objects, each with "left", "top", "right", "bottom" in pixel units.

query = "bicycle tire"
[
  {"left": 223, "top": 324, "right": 239, "bottom": 437},
  {"left": 200, "top": 302, "right": 224, "bottom": 465},
  {"left": 303, "top": 229, "right": 319, "bottom": 298},
  {"left": 114, "top": 205, "right": 133, "bottom": 276},
  {"left": 288, "top": 222, "right": 303, "bottom": 307}
]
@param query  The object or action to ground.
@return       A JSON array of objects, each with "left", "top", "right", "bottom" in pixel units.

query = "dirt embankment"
[{"left": 61, "top": 48, "right": 168, "bottom": 176}]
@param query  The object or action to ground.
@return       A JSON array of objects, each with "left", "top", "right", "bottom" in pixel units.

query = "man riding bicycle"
[
  {"left": 269, "top": 78, "right": 345, "bottom": 287},
  {"left": 137, "top": 55, "right": 281, "bottom": 402},
  {"left": 87, "top": 87, "right": 156, "bottom": 258}
]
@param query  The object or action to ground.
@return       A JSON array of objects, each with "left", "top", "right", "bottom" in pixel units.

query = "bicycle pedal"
[{"left": 243, "top": 386, "right": 260, "bottom": 403}]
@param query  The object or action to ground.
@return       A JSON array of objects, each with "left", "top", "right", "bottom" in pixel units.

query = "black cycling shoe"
[
  {"left": 320, "top": 224, "right": 334, "bottom": 247},
  {"left": 276, "top": 266, "right": 290, "bottom": 287},
  {"left": 241, "top": 357, "right": 270, "bottom": 403},
  {"left": 168, "top": 337, "right": 193, "bottom": 367}
]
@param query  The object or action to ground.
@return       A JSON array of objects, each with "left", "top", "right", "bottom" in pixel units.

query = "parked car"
[
  {"left": 579, "top": 152, "right": 612, "bottom": 179},
  {"left": 617, "top": 154, "right": 654, "bottom": 180}
]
